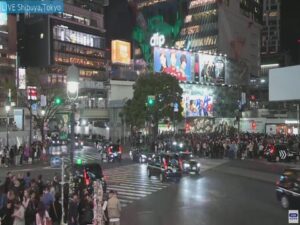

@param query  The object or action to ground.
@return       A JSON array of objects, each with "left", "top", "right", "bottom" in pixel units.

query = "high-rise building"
[
  {"left": 176, "top": 0, "right": 262, "bottom": 78},
  {"left": 17, "top": 1, "right": 110, "bottom": 136},
  {"left": 0, "top": 14, "right": 17, "bottom": 105},
  {"left": 261, "top": 0, "right": 280, "bottom": 55},
  {"left": 280, "top": 0, "right": 300, "bottom": 65}
]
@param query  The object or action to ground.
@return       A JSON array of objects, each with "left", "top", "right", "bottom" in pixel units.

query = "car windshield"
[
  {"left": 276, "top": 145, "right": 287, "bottom": 150},
  {"left": 109, "top": 145, "right": 120, "bottom": 152},
  {"left": 180, "top": 153, "right": 193, "bottom": 160},
  {"left": 73, "top": 164, "right": 103, "bottom": 179},
  {"left": 163, "top": 155, "right": 179, "bottom": 165}
]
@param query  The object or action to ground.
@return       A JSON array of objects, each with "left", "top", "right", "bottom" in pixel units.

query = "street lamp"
[
  {"left": 5, "top": 105, "right": 11, "bottom": 149},
  {"left": 67, "top": 65, "right": 79, "bottom": 167}
]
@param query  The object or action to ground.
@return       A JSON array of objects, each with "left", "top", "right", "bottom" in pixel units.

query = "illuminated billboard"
[
  {"left": 196, "top": 53, "right": 225, "bottom": 83},
  {"left": 154, "top": 47, "right": 193, "bottom": 81},
  {"left": 154, "top": 47, "right": 226, "bottom": 83},
  {"left": 111, "top": 40, "right": 131, "bottom": 65},
  {"left": 181, "top": 84, "right": 214, "bottom": 117}
]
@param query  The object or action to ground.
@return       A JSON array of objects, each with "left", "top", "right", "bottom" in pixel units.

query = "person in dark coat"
[
  {"left": 68, "top": 193, "right": 79, "bottom": 225},
  {"left": 0, "top": 201, "right": 14, "bottom": 225},
  {"left": 49, "top": 194, "right": 62, "bottom": 225},
  {"left": 78, "top": 194, "right": 93, "bottom": 225}
]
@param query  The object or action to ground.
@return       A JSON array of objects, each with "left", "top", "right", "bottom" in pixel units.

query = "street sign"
[{"left": 174, "top": 102, "right": 179, "bottom": 112}]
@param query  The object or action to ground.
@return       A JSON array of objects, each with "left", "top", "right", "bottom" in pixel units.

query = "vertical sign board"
[
  {"left": 111, "top": 40, "right": 131, "bottom": 65},
  {"left": 14, "top": 109, "right": 24, "bottom": 130}
]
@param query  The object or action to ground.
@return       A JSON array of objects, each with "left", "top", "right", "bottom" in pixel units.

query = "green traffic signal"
[
  {"left": 54, "top": 97, "right": 62, "bottom": 105},
  {"left": 76, "top": 158, "right": 83, "bottom": 165},
  {"left": 147, "top": 95, "right": 155, "bottom": 106}
]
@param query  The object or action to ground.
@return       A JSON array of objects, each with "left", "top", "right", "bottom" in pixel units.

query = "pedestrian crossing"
[
  {"left": 63, "top": 152, "right": 101, "bottom": 163},
  {"left": 103, "top": 164, "right": 170, "bottom": 208}
]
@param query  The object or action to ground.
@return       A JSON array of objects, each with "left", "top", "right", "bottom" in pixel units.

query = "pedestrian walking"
[
  {"left": 68, "top": 193, "right": 79, "bottom": 225},
  {"left": 107, "top": 190, "right": 121, "bottom": 225},
  {"left": 35, "top": 202, "right": 51, "bottom": 225},
  {"left": 12, "top": 200, "right": 25, "bottom": 225},
  {"left": 49, "top": 194, "right": 62, "bottom": 225}
]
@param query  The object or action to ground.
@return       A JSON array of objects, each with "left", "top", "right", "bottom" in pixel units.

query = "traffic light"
[
  {"left": 76, "top": 158, "right": 83, "bottom": 165},
  {"left": 147, "top": 95, "right": 155, "bottom": 106},
  {"left": 54, "top": 97, "right": 62, "bottom": 105}
]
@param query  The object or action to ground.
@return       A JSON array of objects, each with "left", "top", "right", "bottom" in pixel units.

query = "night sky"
[{"left": 105, "top": 0, "right": 135, "bottom": 47}]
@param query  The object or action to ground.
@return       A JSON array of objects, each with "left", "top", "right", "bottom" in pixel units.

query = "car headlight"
[
  {"left": 183, "top": 163, "right": 190, "bottom": 168},
  {"left": 141, "top": 154, "right": 147, "bottom": 159},
  {"left": 197, "top": 163, "right": 201, "bottom": 167}
]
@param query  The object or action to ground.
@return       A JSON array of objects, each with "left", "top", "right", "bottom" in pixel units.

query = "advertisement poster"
[
  {"left": 181, "top": 84, "right": 214, "bottom": 117},
  {"left": 197, "top": 53, "right": 225, "bottom": 83},
  {"left": 111, "top": 40, "right": 131, "bottom": 65},
  {"left": 186, "top": 118, "right": 215, "bottom": 133},
  {"left": 154, "top": 47, "right": 192, "bottom": 81}
]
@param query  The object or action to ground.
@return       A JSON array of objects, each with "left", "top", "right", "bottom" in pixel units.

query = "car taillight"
[
  {"left": 83, "top": 169, "right": 90, "bottom": 186},
  {"left": 179, "top": 159, "right": 183, "bottom": 170},
  {"left": 119, "top": 146, "right": 123, "bottom": 154},
  {"left": 270, "top": 145, "right": 275, "bottom": 154},
  {"left": 163, "top": 158, "right": 168, "bottom": 170},
  {"left": 108, "top": 147, "right": 112, "bottom": 154}
]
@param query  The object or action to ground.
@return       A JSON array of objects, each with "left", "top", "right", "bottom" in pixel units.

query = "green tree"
[
  {"left": 123, "top": 73, "right": 183, "bottom": 137},
  {"left": 19, "top": 67, "right": 67, "bottom": 142}
]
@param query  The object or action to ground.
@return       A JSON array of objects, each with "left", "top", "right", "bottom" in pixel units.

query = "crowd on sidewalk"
[
  {"left": 0, "top": 171, "right": 122, "bottom": 225},
  {"left": 0, "top": 142, "right": 48, "bottom": 168},
  {"left": 154, "top": 132, "right": 300, "bottom": 160}
]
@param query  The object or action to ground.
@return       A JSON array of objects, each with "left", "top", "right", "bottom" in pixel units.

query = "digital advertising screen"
[
  {"left": 181, "top": 84, "right": 214, "bottom": 117},
  {"left": 153, "top": 47, "right": 193, "bottom": 82},
  {"left": 111, "top": 40, "right": 131, "bottom": 65},
  {"left": 196, "top": 53, "right": 225, "bottom": 83}
]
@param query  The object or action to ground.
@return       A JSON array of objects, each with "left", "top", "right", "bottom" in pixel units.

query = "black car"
[
  {"left": 65, "top": 163, "right": 107, "bottom": 194},
  {"left": 178, "top": 152, "right": 201, "bottom": 175},
  {"left": 265, "top": 144, "right": 297, "bottom": 162},
  {"left": 276, "top": 168, "right": 300, "bottom": 209},
  {"left": 130, "top": 148, "right": 153, "bottom": 163},
  {"left": 147, "top": 153, "right": 182, "bottom": 182}
]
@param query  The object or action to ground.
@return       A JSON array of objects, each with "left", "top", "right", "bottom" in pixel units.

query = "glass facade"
[
  {"left": 261, "top": 0, "right": 280, "bottom": 54},
  {"left": 53, "top": 25, "right": 105, "bottom": 49},
  {"left": 176, "top": 1, "right": 218, "bottom": 52}
]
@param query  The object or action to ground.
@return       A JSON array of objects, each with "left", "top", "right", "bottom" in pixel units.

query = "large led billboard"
[
  {"left": 269, "top": 65, "right": 300, "bottom": 101},
  {"left": 181, "top": 84, "right": 214, "bottom": 117},
  {"left": 154, "top": 47, "right": 226, "bottom": 83},
  {"left": 154, "top": 47, "right": 193, "bottom": 81},
  {"left": 196, "top": 53, "right": 225, "bottom": 83},
  {"left": 111, "top": 40, "right": 131, "bottom": 65}
]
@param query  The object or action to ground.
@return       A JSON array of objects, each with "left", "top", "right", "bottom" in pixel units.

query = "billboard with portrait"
[
  {"left": 154, "top": 47, "right": 193, "bottom": 81},
  {"left": 181, "top": 84, "right": 214, "bottom": 117},
  {"left": 111, "top": 40, "right": 131, "bottom": 65},
  {"left": 194, "top": 53, "right": 225, "bottom": 83}
]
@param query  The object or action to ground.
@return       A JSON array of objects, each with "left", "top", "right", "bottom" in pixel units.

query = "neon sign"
[{"left": 150, "top": 33, "right": 165, "bottom": 47}]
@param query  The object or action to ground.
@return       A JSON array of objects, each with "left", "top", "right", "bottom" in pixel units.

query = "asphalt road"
[
  {"left": 120, "top": 160, "right": 290, "bottom": 225},
  {"left": 2, "top": 147, "right": 297, "bottom": 225}
]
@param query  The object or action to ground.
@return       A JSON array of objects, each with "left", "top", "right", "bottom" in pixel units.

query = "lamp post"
[
  {"left": 5, "top": 105, "right": 11, "bottom": 149},
  {"left": 67, "top": 65, "right": 79, "bottom": 167}
]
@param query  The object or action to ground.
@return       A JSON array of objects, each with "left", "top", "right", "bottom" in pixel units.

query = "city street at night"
[{"left": 1, "top": 0, "right": 300, "bottom": 224}]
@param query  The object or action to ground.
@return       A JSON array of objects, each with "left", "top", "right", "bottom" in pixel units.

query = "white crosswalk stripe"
[{"left": 104, "top": 164, "right": 170, "bottom": 208}]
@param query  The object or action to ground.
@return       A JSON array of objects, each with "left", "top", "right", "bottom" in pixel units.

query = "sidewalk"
[{"left": 247, "top": 158, "right": 300, "bottom": 169}]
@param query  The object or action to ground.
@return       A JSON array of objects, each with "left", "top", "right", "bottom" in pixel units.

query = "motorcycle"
[{"left": 108, "top": 151, "right": 122, "bottom": 163}]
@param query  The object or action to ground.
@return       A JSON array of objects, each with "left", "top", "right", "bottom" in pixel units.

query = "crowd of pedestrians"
[
  {"left": 154, "top": 132, "right": 300, "bottom": 160},
  {"left": 0, "top": 171, "right": 122, "bottom": 225},
  {"left": 0, "top": 142, "right": 47, "bottom": 168}
]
